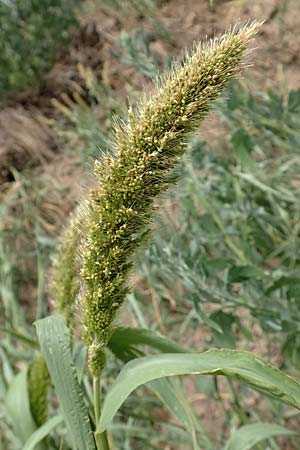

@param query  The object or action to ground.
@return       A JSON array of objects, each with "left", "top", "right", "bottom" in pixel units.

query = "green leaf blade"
[
  {"left": 109, "top": 326, "right": 190, "bottom": 354},
  {"left": 5, "top": 368, "right": 37, "bottom": 444},
  {"left": 109, "top": 327, "right": 212, "bottom": 449},
  {"left": 35, "top": 315, "right": 96, "bottom": 450},
  {"left": 98, "top": 349, "right": 300, "bottom": 432},
  {"left": 224, "top": 422, "right": 295, "bottom": 450},
  {"left": 23, "top": 416, "right": 63, "bottom": 450}
]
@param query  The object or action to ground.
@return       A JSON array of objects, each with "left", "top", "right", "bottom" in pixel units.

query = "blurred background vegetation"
[{"left": 1, "top": 0, "right": 300, "bottom": 449}]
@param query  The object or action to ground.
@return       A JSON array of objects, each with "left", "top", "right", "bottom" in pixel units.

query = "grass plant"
[{"left": 1, "top": 17, "right": 300, "bottom": 450}]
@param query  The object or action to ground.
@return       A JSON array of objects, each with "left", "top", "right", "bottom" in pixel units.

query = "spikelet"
[
  {"left": 51, "top": 203, "right": 86, "bottom": 326},
  {"left": 79, "top": 22, "right": 262, "bottom": 375},
  {"left": 28, "top": 355, "right": 51, "bottom": 426}
]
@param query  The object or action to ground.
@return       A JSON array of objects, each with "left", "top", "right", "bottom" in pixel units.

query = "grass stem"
[{"left": 94, "top": 376, "right": 110, "bottom": 450}]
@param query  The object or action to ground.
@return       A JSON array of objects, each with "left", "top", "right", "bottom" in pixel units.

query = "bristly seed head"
[
  {"left": 50, "top": 202, "right": 87, "bottom": 328},
  {"left": 51, "top": 22, "right": 262, "bottom": 376}
]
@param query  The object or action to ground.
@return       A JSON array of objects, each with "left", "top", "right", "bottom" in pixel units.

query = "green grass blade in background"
[
  {"left": 224, "top": 422, "right": 295, "bottom": 450},
  {"left": 150, "top": 378, "right": 213, "bottom": 450},
  {"left": 5, "top": 367, "right": 37, "bottom": 445},
  {"left": 109, "top": 329, "right": 212, "bottom": 448},
  {"left": 109, "top": 326, "right": 190, "bottom": 354},
  {"left": 35, "top": 315, "right": 96, "bottom": 450},
  {"left": 98, "top": 349, "right": 300, "bottom": 432},
  {"left": 23, "top": 415, "right": 63, "bottom": 450}
]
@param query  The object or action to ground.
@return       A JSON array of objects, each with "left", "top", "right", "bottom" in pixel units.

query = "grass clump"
[{"left": 0, "top": 0, "right": 83, "bottom": 95}]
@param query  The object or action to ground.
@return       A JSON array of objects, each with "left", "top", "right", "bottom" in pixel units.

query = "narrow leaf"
[
  {"left": 150, "top": 378, "right": 213, "bottom": 449},
  {"left": 35, "top": 315, "right": 96, "bottom": 450},
  {"left": 99, "top": 349, "right": 300, "bottom": 432},
  {"left": 23, "top": 416, "right": 63, "bottom": 450},
  {"left": 109, "top": 326, "right": 189, "bottom": 354},
  {"left": 224, "top": 422, "right": 295, "bottom": 450},
  {"left": 109, "top": 330, "right": 212, "bottom": 448},
  {"left": 5, "top": 368, "right": 37, "bottom": 444}
]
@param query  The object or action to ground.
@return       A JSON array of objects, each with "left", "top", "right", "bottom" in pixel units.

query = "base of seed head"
[{"left": 89, "top": 342, "right": 107, "bottom": 376}]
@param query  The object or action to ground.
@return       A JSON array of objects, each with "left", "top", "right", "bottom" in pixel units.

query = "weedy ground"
[{"left": 0, "top": 0, "right": 300, "bottom": 449}]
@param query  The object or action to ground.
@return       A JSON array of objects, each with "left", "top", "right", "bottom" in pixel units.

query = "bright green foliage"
[
  {"left": 77, "top": 22, "right": 261, "bottom": 375},
  {"left": 0, "top": 0, "right": 83, "bottom": 95},
  {"left": 35, "top": 315, "right": 96, "bottom": 450},
  {"left": 28, "top": 355, "right": 50, "bottom": 427}
]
